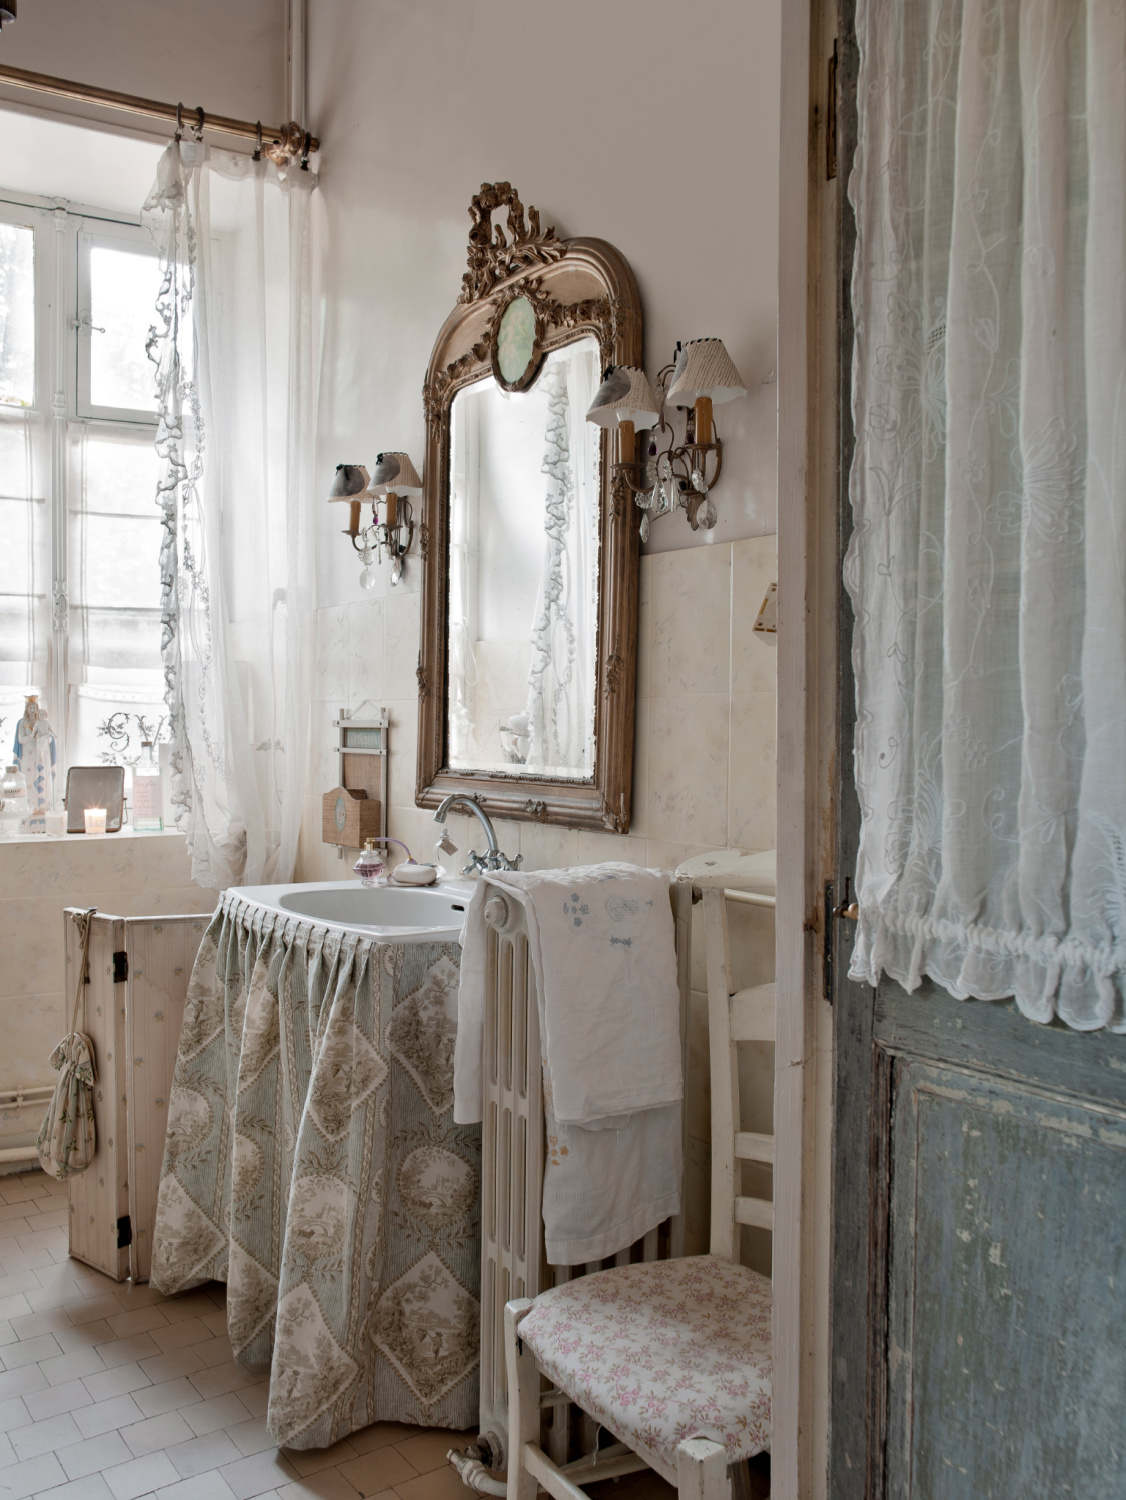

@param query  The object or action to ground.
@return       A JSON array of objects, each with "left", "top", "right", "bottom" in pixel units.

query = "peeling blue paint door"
[{"left": 828, "top": 11, "right": 1126, "bottom": 1496}]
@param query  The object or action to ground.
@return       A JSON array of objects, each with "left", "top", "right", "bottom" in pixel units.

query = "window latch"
[{"left": 71, "top": 313, "right": 106, "bottom": 334}]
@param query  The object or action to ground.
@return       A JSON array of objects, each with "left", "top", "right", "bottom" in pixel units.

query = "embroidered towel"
[
  {"left": 454, "top": 865, "right": 683, "bottom": 1262},
  {"left": 454, "top": 863, "right": 683, "bottom": 1125}
]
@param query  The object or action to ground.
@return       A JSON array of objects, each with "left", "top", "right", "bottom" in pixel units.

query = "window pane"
[
  {"left": 67, "top": 683, "right": 167, "bottom": 797},
  {"left": 0, "top": 411, "right": 49, "bottom": 691},
  {"left": 82, "top": 433, "right": 159, "bottom": 516},
  {"left": 0, "top": 222, "right": 35, "bottom": 409},
  {"left": 67, "top": 425, "right": 164, "bottom": 781},
  {"left": 88, "top": 243, "right": 161, "bottom": 413}
]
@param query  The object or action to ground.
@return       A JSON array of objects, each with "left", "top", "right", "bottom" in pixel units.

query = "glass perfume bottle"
[
  {"left": 132, "top": 740, "right": 164, "bottom": 831},
  {"left": 353, "top": 839, "right": 385, "bottom": 886}
]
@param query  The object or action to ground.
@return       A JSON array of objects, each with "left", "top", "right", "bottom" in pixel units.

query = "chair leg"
[
  {"left": 504, "top": 1299, "right": 538, "bottom": 1500},
  {"left": 676, "top": 1438, "right": 731, "bottom": 1500}
]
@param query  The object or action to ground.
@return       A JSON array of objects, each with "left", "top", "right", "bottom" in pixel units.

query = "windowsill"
[{"left": 0, "top": 825, "right": 186, "bottom": 847}]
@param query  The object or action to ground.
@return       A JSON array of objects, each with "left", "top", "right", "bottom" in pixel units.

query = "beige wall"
[
  {"left": 0, "top": 0, "right": 286, "bottom": 133},
  {"left": 0, "top": 833, "right": 218, "bottom": 1152}
]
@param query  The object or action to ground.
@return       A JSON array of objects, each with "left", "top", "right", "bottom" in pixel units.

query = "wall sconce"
[
  {"left": 365, "top": 452, "right": 422, "bottom": 587},
  {"left": 587, "top": 338, "right": 746, "bottom": 540},
  {"left": 327, "top": 453, "right": 422, "bottom": 589},
  {"left": 328, "top": 464, "right": 370, "bottom": 544}
]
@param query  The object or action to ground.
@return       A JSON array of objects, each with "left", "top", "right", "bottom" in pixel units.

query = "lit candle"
[{"left": 84, "top": 807, "right": 107, "bottom": 836}]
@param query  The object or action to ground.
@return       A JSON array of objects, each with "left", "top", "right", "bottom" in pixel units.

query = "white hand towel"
[
  {"left": 454, "top": 864, "right": 683, "bottom": 1125},
  {"left": 497, "top": 863, "right": 682, "bottom": 1123}
]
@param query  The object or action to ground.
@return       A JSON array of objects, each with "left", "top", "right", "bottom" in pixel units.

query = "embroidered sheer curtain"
[
  {"left": 847, "top": 0, "right": 1126, "bottom": 1030},
  {"left": 143, "top": 146, "right": 318, "bottom": 889}
]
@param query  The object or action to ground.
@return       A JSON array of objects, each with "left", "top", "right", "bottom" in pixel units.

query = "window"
[{"left": 0, "top": 194, "right": 165, "bottom": 787}]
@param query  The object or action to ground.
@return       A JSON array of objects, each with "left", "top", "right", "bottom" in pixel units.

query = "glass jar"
[
  {"left": 0, "top": 765, "right": 29, "bottom": 838},
  {"left": 132, "top": 739, "right": 164, "bottom": 831}
]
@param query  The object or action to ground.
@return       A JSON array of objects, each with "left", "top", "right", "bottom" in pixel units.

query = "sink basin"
[{"left": 235, "top": 879, "right": 476, "bottom": 939}]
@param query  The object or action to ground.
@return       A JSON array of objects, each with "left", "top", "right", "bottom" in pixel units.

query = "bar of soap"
[{"left": 389, "top": 861, "right": 438, "bottom": 886}]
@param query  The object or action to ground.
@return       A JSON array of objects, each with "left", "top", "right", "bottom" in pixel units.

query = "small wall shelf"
[{"left": 323, "top": 705, "right": 389, "bottom": 857}]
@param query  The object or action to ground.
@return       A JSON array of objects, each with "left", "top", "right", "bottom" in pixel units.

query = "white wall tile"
[
  {"left": 650, "top": 545, "right": 732, "bottom": 698},
  {"left": 314, "top": 606, "right": 349, "bottom": 703},
  {"left": 646, "top": 693, "right": 730, "bottom": 847},
  {"left": 731, "top": 535, "right": 778, "bottom": 695},
  {"left": 382, "top": 593, "right": 421, "bottom": 702},
  {"left": 728, "top": 692, "right": 776, "bottom": 850},
  {"left": 346, "top": 600, "right": 383, "bottom": 705}
]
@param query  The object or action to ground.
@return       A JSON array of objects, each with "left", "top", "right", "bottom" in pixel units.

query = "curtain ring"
[
  {"left": 193, "top": 106, "right": 205, "bottom": 142},
  {"left": 253, "top": 121, "right": 263, "bottom": 162},
  {"left": 175, "top": 101, "right": 183, "bottom": 142},
  {"left": 300, "top": 130, "right": 312, "bottom": 172}
]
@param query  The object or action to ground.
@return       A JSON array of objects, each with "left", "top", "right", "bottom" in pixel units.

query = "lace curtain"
[
  {"left": 846, "top": 0, "right": 1126, "bottom": 1030},
  {"left": 143, "top": 145, "right": 318, "bottom": 889}
]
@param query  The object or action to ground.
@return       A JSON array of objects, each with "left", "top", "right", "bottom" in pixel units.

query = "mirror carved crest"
[{"left": 415, "top": 183, "right": 643, "bottom": 833}]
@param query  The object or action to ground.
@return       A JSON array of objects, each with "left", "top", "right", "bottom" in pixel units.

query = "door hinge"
[
  {"left": 116, "top": 1215, "right": 132, "bottom": 1249},
  {"left": 827, "top": 38, "right": 838, "bottom": 180},
  {"left": 112, "top": 951, "right": 128, "bottom": 983}
]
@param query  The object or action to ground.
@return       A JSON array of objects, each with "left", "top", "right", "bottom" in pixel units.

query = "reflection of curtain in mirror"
[
  {"left": 446, "top": 393, "right": 478, "bottom": 764},
  {"left": 523, "top": 350, "right": 598, "bottom": 773}
]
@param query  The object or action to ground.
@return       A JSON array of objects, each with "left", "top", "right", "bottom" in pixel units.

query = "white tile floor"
[{"left": 0, "top": 1171, "right": 508, "bottom": 1500}]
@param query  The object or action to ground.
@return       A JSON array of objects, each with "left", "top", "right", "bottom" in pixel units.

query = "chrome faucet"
[{"left": 433, "top": 793, "right": 522, "bottom": 877}]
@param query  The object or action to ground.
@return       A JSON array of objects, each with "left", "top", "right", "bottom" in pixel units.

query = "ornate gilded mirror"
[{"left": 416, "top": 183, "right": 642, "bottom": 832}]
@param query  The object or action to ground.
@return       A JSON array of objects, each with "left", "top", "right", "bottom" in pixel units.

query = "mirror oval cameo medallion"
[{"left": 492, "top": 294, "right": 540, "bottom": 391}]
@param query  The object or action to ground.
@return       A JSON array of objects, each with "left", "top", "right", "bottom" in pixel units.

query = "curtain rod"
[{"left": 0, "top": 62, "right": 319, "bottom": 157}]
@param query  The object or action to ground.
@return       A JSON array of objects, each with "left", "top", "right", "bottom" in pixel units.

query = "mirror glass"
[{"left": 447, "top": 334, "right": 601, "bottom": 778}]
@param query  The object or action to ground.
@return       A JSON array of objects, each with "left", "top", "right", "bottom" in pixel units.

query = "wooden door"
[{"left": 828, "top": 12, "right": 1126, "bottom": 1496}]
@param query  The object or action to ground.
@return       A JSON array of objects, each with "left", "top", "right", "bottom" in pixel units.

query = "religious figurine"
[{"left": 13, "top": 694, "right": 57, "bottom": 832}]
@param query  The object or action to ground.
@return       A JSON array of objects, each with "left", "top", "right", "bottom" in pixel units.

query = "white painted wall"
[
  {"left": 0, "top": 0, "right": 286, "bottom": 132},
  {"left": 307, "top": 0, "right": 781, "bottom": 613}
]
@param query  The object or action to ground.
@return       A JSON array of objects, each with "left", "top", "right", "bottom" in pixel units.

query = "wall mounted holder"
[{"left": 321, "top": 705, "right": 389, "bottom": 857}]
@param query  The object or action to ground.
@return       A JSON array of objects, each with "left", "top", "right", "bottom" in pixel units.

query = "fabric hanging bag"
[{"left": 37, "top": 907, "right": 98, "bottom": 1179}]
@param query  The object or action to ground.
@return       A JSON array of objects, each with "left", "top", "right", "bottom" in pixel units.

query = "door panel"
[{"left": 886, "top": 1055, "right": 1126, "bottom": 1498}]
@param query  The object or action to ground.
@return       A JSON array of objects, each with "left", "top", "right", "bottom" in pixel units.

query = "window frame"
[
  {"left": 75, "top": 220, "right": 161, "bottom": 425},
  {"left": 0, "top": 187, "right": 164, "bottom": 771}
]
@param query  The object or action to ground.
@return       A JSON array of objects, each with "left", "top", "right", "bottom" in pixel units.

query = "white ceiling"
[{"left": 0, "top": 106, "right": 165, "bottom": 216}]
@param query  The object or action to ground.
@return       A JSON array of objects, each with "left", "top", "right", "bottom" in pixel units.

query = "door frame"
[{"left": 774, "top": 0, "right": 845, "bottom": 1496}]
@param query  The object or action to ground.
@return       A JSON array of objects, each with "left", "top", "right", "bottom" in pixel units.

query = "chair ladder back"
[
  {"left": 703, "top": 886, "right": 741, "bottom": 1262},
  {"left": 702, "top": 888, "right": 777, "bottom": 1262}
]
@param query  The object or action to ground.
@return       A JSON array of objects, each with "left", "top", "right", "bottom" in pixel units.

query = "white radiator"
[{"left": 473, "top": 883, "right": 692, "bottom": 1471}]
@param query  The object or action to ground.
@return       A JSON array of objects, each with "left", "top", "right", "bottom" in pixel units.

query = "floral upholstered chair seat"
[{"left": 518, "top": 1253, "right": 772, "bottom": 1474}]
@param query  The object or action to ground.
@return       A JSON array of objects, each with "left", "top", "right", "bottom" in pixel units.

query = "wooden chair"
[{"left": 504, "top": 852, "right": 776, "bottom": 1500}]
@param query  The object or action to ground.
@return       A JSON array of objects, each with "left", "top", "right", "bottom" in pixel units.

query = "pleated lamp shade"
[
  {"left": 586, "top": 365, "right": 661, "bottom": 429},
  {"left": 366, "top": 452, "right": 423, "bottom": 495},
  {"left": 666, "top": 338, "right": 747, "bottom": 406},
  {"left": 327, "top": 464, "right": 370, "bottom": 502}
]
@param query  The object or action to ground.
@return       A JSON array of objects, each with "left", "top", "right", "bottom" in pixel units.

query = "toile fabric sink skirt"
[{"left": 149, "top": 890, "right": 481, "bottom": 1449}]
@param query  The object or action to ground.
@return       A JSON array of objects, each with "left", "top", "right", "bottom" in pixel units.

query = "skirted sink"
[{"left": 236, "top": 878, "right": 476, "bottom": 939}]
